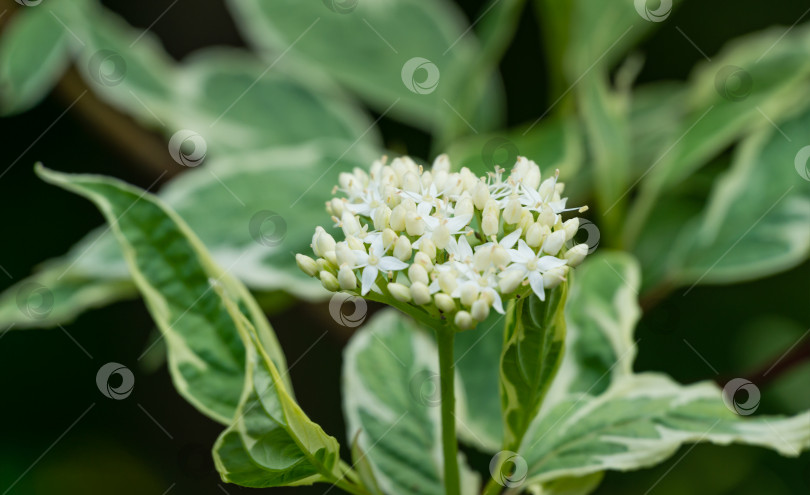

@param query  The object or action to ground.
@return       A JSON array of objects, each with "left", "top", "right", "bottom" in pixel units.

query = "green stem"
[
  {"left": 481, "top": 476, "right": 504, "bottom": 495},
  {"left": 436, "top": 325, "right": 461, "bottom": 495}
]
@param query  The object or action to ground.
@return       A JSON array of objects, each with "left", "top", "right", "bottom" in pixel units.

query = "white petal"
[
  {"left": 379, "top": 257, "right": 409, "bottom": 271},
  {"left": 516, "top": 240, "right": 535, "bottom": 261},
  {"left": 489, "top": 289, "right": 505, "bottom": 314},
  {"left": 500, "top": 228, "right": 522, "bottom": 249},
  {"left": 457, "top": 235, "right": 473, "bottom": 259},
  {"left": 352, "top": 251, "right": 370, "bottom": 267},
  {"left": 446, "top": 214, "right": 473, "bottom": 234},
  {"left": 549, "top": 198, "right": 568, "bottom": 214},
  {"left": 361, "top": 266, "right": 378, "bottom": 295},
  {"left": 528, "top": 271, "right": 545, "bottom": 301},
  {"left": 536, "top": 256, "right": 568, "bottom": 272},
  {"left": 417, "top": 201, "right": 433, "bottom": 218}
]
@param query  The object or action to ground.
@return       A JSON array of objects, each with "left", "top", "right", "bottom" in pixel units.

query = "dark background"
[{"left": 1, "top": 0, "right": 809, "bottom": 494}]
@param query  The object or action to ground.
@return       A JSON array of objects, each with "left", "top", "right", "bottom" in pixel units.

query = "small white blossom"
[{"left": 297, "top": 155, "right": 591, "bottom": 330}]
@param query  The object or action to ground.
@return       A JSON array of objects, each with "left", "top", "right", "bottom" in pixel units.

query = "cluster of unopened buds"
[{"left": 296, "top": 155, "right": 590, "bottom": 330}]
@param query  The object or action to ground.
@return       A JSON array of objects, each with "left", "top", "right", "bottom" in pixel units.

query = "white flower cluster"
[{"left": 296, "top": 155, "right": 590, "bottom": 330}]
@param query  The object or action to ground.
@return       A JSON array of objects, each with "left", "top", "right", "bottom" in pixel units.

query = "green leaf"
[
  {"left": 544, "top": 253, "right": 640, "bottom": 407},
  {"left": 213, "top": 295, "right": 345, "bottom": 488},
  {"left": 62, "top": 3, "right": 380, "bottom": 156},
  {"left": 226, "top": 0, "right": 503, "bottom": 132},
  {"left": 518, "top": 373, "right": 810, "bottom": 486},
  {"left": 0, "top": 143, "right": 372, "bottom": 330},
  {"left": 670, "top": 107, "right": 810, "bottom": 286},
  {"left": 343, "top": 309, "right": 480, "bottom": 495},
  {"left": 35, "top": 165, "right": 289, "bottom": 424},
  {"left": 627, "top": 24, "right": 810, "bottom": 243},
  {"left": 0, "top": 263, "right": 135, "bottom": 330},
  {"left": 0, "top": 1, "right": 72, "bottom": 115},
  {"left": 500, "top": 283, "right": 569, "bottom": 451},
  {"left": 454, "top": 311, "right": 506, "bottom": 452}
]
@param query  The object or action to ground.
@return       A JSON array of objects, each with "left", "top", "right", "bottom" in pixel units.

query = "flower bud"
[
  {"left": 562, "top": 218, "right": 579, "bottom": 241},
  {"left": 518, "top": 209, "right": 534, "bottom": 232},
  {"left": 390, "top": 204, "right": 407, "bottom": 231},
  {"left": 483, "top": 198, "right": 499, "bottom": 217},
  {"left": 433, "top": 170, "right": 449, "bottom": 191},
  {"left": 434, "top": 293, "right": 456, "bottom": 313},
  {"left": 543, "top": 266, "right": 568, "bottom": 289},
  {"left": 420, "top": 238, "right": 437, "bottom": 260},
  {"left": 459, "top": 282, "right": 479, "bottom": 307},
  {"left": 323, "top": 250, "right": 337, "bottom": 267},
  {"left": 438, "top": 271, "right": 458, "bottom": 295},
  {"left": 542, "top": 229, "right": 566, "bottom": 256},
  {"left": 460, "top": 167, "right": 477, "bottom": 191},
  {"left": 491, "top": 245, "right": 510, "bottom": 268},
  {"left": 341, "top": 212, "right": 362, "bottom": 237},
  {"left": 433, "top": 224, "right": 451, "bottom": 250},
  {"left": 455, "top": 195, "right": 474, "bottom": 216},
  {"left": 454, "top": 310, "right": 474, "bottom": 330},
  {"left": 539, "top": 176, "right": 556, "bottom": 200},
  {"left": 410, "top": 282, "right": 431, "bottom": 305},
  {"left": 388, "top": 282, "right": 412, "bottom": 302},
  {"left": 565, "top": 243, "right": 588, "bottom": 267},
  {"left": 537, "top": 205, "right": 555, "bottom": 227},
  {"left": 328, "top": 198, "right": 345, "bottom": 217},
  {"left": 525, "top": 222, "right": 544, "bottom": 248},
  {"left": 296, "top": 254, "right": 319, "bottom": 277},
  {"left": 405, "top": 211, "right": 425, "bottom": 236},
  {"left": 373, "top": 206, "right": 391, "bottom": 231},
  {"left": 499, "top": 270, "right": 523, "bottom": 294},
  {"left": 346, "top": 235, "right": 364, "bottom": 251},
  {"left": 394, "top": 235, "right": 412, "bottom": 261},
  {"left": 335, "top": 242, "right": 355, "bottom": 266},
  {"left": 408, "top": 264, "right": 429, "bottom": 285},
  {"left": 503, "top": 197, "right": 522, "bottom": 225},
  {"left": 482, "top": 213, "right": 499, "bottom": 237},
  {"left": 414, "top": 252, "right": 433, "bottom": 272},
  {"left": 473, "top": 247, "right": 492, "bottom": 272},
  {"left": 471, "top": 299, "right": 490, "bottom": 322},
  {"left": 338, "top": 264, "right": 357, "bottom": 290},
  {"left": 473, "top": 182, "right": 490, "bottom": 210},
  {"left": 525, "top": 165, "right": 541, "bottom": 190},
  {"left": 433, "top": 153, "right": 451, "bottom": 173},
  {"left": 312, "top": 227, "right": 336, "bottom": 257},
  {"left": 316, "top": 258, "right": 331, "bottom": 271},
  {"left": 382, "top": 228, "right": 398, "bottom": 249},
  {"left": 320, "top": 271, "right": 340, "bottom": 292},
  {"left": 402, "top": 172, "right": 420, "bottom": 192}
]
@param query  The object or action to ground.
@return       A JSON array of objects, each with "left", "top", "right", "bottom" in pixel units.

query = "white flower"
[
  {"left": 351, "top": 237, "right": 408, "bottom": 295},
  {"left": 298, "top": 154, "right": 590, "bottom": 330},
  {"left": 504, "top": 240, "right": 568, "bottom": 301}
]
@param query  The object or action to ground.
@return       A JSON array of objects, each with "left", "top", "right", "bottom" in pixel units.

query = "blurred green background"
[{"left": 1, "top": 0, "right": 808, "bottom": 494}]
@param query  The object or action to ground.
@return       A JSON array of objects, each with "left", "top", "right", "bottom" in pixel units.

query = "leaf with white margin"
[
  {"left": 500, "top": 284, "right": 569, "bottom": 451},
  {"left": 670, "top": 105, "right": 810, "bottom": 286},
  {"left": 60, "top": 2, "right": 380, "bottom": 157},
  {"left": 226, "top": 0, "right": 503, "bottom": 133},
  {"left": 543, "top": 252, "right": 641, "bottom": 409},
  {"left": 0, "top": 143, "right": 372, "bottom": 330},
  {"left": 343, "top": 309, "right": 480, "bottom": 495},
  {"left": 0, "top": 0, "right": 73, "bottom": 115},
  {"left": 517, "top": 373, "right": 810, "bottom": 486},
  {"left": 36, "top": 165, "right": 289, "bottom": 423},
  {"left": 213, "top": 294, "right": 346, "bottom": 488}
]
